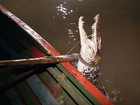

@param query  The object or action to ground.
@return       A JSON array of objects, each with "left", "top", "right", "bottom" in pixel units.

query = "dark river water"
[{"left": 1, "top": 0, "right": 140, "bottom": 105}]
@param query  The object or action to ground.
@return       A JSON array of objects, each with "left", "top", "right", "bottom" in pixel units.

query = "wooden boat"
[{"left": 0, "top": 5, "right": 113, "bottom": 105}]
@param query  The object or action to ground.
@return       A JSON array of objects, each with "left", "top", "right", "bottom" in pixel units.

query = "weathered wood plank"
[
  {"left": 0, "top": 54, "right": 79, "bottom": 66},
  {"left": 38, "top": 71, "right": 77, "bottom": 105},
  {"left": 16, "top": 81, "right": 40, "bottom": 105},
  {"left": 5, "top": 88, "right": 23, "bottom": 105},
  {"left": 56, "top": 64, "right": 101, "bottom": 105},
  {"left": 47, "top": 67, "right": 93, "bottom": 105},
  {"left": 26, "top": 75, "right": 59, "bottom": 105},
  {"left": 38, "top": 73, "right": 57, "bottom": 94},
  {"left": 0, "top": 69, "right": 34, "bottom": 92}
]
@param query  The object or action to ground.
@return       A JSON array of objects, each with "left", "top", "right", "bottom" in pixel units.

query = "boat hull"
[{"left": 0, "top": 5, "right": 113, "bottom": 105}]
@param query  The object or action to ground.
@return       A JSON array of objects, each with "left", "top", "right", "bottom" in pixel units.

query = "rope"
[
  {"left": 66, "top": 34, "right": 93, "bottom": 55},
  {"left": 66, "top": 41, "right": 80, "bottom": 55}
]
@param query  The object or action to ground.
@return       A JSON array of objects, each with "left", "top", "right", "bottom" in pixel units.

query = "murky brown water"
[{"left": 1, "top": 0, "right": 140, "bottom": 105}]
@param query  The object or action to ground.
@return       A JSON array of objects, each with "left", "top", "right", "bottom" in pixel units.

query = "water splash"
[
  {"left": 67, "top": 28, "right": 77, "bottom": 41},
  {"left": 68, "top": 29, "right": 74, "bottom": 35},
  {"left": 108, "top": 89, "right": 121, "bottom": 103},
  {"left": 102, "top": 79, "right": 122, "bottom": 103}
]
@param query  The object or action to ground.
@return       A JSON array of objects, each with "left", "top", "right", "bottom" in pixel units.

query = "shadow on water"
[{"left": 1, "top": 0, "right": 140, "bottom": 105}]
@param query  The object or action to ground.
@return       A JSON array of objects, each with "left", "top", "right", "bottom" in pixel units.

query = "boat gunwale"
[{"left": 0, "top": 5, "right": 113, "bottom": 105}]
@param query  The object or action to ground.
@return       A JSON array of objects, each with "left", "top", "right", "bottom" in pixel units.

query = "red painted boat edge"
[{"left": 0, "top": 5, "right": 113, "bottom": 105}]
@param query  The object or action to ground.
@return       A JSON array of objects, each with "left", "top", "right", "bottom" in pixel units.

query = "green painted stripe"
[
  {"left": 47, "top": 67, "right": 93, "bottom": 105},
  {"left": 38, "top": 72, "right": 77, "bottom": 105},
  {"left": 56, "top": 64, "right": 101, "bottom": 105}
]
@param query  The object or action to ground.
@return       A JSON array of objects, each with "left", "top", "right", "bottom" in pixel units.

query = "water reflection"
[
  {"left": 56, "top": 2, "right": 73, "bottom": 19},
  {"left": 55, "top": 2, "right": 79, "bottom": 43}
]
